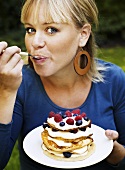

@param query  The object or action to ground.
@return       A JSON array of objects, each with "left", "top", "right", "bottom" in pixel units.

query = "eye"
[
  {"left": 25, "top": 27, "right": 36, "bottom": 34},
  {"left": 46, "top": 27, "right": 58, "bottom": 35}
]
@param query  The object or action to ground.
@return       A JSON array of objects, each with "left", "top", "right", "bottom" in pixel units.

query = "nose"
[{"left": 31, "top": 31, "right": 45, "bottom": 49}]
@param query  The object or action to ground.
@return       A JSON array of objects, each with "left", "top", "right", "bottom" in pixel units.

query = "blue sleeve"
[
  {"left": 110, "top": 67, "right": 125, "bottom": 168},
  {"left": 112, "top": 68, "right": 125, "bottom": 145},
  {"left": 0, "top": 123, "right": 12, "bottom": 169},
  {"left": 0, "top": 92, "right": 23, "bottom": 169}
]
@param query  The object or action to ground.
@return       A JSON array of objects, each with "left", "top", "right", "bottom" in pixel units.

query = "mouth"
[{"left": 28, "top": 53, "right": 47, "bottom": 60}]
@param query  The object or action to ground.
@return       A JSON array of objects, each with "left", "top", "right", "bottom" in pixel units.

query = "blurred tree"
[
  {"left": 0, "top": 0, "right": 26, "bottom": 50},
  {"left": 96, "top": 0, "right": 125, "bottom": 46},
  {"left": 0, "top": 0, "right": 125, "bottom": 48},
  {"left": 0, "top": 0, "right": 23, "bottom": 33}
]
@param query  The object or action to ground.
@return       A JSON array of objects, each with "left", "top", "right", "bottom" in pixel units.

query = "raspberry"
[
  {"left": 65, "top": 110, "right": 72, "bottom": 117},
  {"left": 49, "top": 111, "right": 55, "bottom": 118},
  {"left": 54, "top": 114, "right": 63, "bottom": 123},
  {"left": 75, "top": 115, "right": 82, "bottom": 121},
  {"left": 66, "top": 118, "right": 74, "bottom": 125},
  {"left": 81, "top": 112, "right": 87, "bottom": 118},
  {"left": 72, "top": 109, "right": 80, "bottom": 115}
]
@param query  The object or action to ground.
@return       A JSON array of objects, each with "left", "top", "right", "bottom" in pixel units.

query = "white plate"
[{"left": 23, "top": 124, "right": 113, "bottom": 169}]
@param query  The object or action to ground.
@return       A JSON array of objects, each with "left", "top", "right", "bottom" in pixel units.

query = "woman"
[{"left": 0, "top": 0, "right": 125, "bottom": 169}]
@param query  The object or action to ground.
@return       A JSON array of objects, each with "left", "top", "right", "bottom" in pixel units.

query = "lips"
[
  {"left": 28, "top": 53, "right": 48, "bottom": 60},
  {"left": 33, "top": 56, "right": 43, "bottom": 60}
]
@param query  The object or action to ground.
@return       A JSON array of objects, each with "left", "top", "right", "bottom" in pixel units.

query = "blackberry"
[
  {"left": 52, "top": 128, "right": 58, "bottom": 132},
  {"left": 63, "top": 152, "right": 72, "bottom": 158},
  {"left": 70, "top": 129, "right": 78, "bottom": 133},
  {"left": 43, "top": 123, "right": 50, "bottom": 129},
  {"left": 62, "top": 114, "right": 67, "bottom": 119},
  {"left": 84, "top": 117, "right": 89, "bottom": 121},
  {"left": 79, "top": 127, "right": 86, "bottom": 131},
  {"left": 76, "top": 120, "right": 82, "bottom": 126},
  {"left": 59, "top": 122, "right": 65, "bottom": 126}
]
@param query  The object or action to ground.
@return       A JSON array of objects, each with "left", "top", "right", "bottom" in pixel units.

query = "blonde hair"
[{"left": 21, "top": 0, "right": 106, "bottom": 82}]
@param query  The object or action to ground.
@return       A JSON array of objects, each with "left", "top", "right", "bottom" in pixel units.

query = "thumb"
[{"left": 105, "top": 129, "right": 119, "bottom": 140}]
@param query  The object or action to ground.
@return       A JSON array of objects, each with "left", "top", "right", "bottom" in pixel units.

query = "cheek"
[{"left": 25, "top": 35, "right": 31, "bottom": 51}]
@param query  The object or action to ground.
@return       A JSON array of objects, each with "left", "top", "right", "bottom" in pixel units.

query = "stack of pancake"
[{"left": 41, "top": 110, "right": 95, "bottom": 161}]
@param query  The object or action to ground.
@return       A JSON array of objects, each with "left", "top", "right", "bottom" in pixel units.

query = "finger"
[
  {"left": 0, "top": 41, "right": 8, "bottom": 54},
  {"left": 0, "top": 46, "right": 21, "bottom": 64},
  {"left": 5, "top": 53, "right": 22, "bottom": 70},
  {"left": 11, "top": 59, "right": 24, "bottom": 77},
  {"left": 105, "top": 129, "right": 119, "bottom": 140}
]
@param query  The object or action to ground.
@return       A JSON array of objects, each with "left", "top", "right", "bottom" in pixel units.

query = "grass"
[
  {"left": 97, "top": 46, "right": 125, "bottom": 71},
  {"left": 4, "top": 142, "right": 20, "bottom": 170},
  {"left": 4, "top": 46, "right": 125, "bottom": 170}
]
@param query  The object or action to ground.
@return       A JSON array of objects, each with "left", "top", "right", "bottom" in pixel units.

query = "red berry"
[
  {"left": 54, "top": 114, "right": 63, "bottom": 123},
  {"left": 81, "top": 112, "right": 87, "bottom": 118},
  {"left": 66, "top": 118, "right": 74, "bottom": 125},
  {"left": 72, "top": 109, "right": 81, "bottom": 115},
  {"left": 49, "top": 111, "right": 55, "bottom": 118},
  {"left": 75, "top": 115, "right": 82, "bottom": 121},
  {"left": 65, "top": 110, "right": 72, "bottom": 117}
]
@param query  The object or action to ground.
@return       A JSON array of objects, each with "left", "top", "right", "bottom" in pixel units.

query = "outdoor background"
[{"left": 0, "top": 0, "right": 125, "bottom": 169}]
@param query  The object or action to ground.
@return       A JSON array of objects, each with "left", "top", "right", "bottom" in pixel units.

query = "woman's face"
[{"left": 24, "top": 3, "right": 85, "bottom": 77}]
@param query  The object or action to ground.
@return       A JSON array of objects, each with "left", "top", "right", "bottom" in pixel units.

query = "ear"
[{"left": 78, "top": 24, "right": 91, "bottom": 47}]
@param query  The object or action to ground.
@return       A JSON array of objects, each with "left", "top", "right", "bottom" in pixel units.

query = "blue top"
[{"left": 0, "top": 59, "right": 125, "bottom": 170}]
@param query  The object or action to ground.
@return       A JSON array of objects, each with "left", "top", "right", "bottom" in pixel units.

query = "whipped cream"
[
  {"left": 48, "top": 136, "right": 72, "bottom": 147},
  {"left": 46, "top": 127, "right": 92, "bottom": 139},
  {"left": 47, "top": 117, "right": 90, "bottom": 130}
]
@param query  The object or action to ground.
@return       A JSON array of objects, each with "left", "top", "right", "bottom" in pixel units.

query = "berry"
[
  {"left": 54, "top": 114, "right": 63, "bottom": 122},
  {"left": 52, "top": 128, "right": 58, "bottom": 132},
  {"left": 49, "top": 111, "right": 55, "bottom": 118},
  {"left": 80, "top": 127, "right": 86, "bottom": 131},
  {"left": 75, "top": 115, "right": 82, "bottom": 121},
  {"left": 65, "top": 110, "right": 72, "bottom": 117},
  {"left": 63, "top": 152, "right": 72, "bottom": 158},
  {"left": 81, "top": 112, "right": 87, "bottom": 118},
  {"left": 84, "top": 117, "right": 89, "bottom": 121},
  {"left": 62, "top": 114, "right": 67, "bottom": 119},
  {"left": 59, "top": 122, "right": 65, "bottom": 126},
  {"left": 70, "top": 129, "right": 78, "bottom": 133},
  {"left": 43, "top": 123, "right": 50, "bottom": 129},
  {"left": 66, "top": 118, "right": 74, "bottom": 125},
  {"left": 72, "top": 109, "right": 81, "bottom": 115},
  {"left": 76, "top": 120, "right": 82, "bottom": 126},
  {"left": 73, "top": 114, "right": 78, "bottom": 117}
]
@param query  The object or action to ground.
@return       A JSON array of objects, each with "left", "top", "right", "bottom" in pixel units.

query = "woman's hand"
[
  {"left": 0, "top": 41, "right": 24, "bottom": 124},
  {"left": 105, "top": 129, "right": 125, "bottom": 165},
  {"left": 0, "top": 41, "right": 24, "bottom": 92}
]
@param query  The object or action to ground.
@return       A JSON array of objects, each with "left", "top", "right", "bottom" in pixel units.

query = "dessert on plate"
[{"left": 41, "top": 109, "right": 95, "bottom": 161}]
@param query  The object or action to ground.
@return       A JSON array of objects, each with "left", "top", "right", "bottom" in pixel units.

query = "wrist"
[{"left": 106, "top": 141, "right": 125, "bottom": 165}]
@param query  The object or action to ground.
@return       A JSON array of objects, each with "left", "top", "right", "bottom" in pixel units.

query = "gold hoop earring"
[{"left": 74, "top": 50, "right": 91, "bottom": 76}]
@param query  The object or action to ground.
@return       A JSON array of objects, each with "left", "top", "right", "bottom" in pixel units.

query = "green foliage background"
[{"left": 0, "top": 0, "right": 125, "bottom": 48}]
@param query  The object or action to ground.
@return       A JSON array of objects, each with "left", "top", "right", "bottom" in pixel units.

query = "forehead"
[{"left": 22, "top": 0, "right": 73, "bottom": 25}]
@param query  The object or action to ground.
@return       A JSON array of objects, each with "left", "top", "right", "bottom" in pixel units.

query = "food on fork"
[{"left": 41, "top": 109, "right": 95, "bottom": 161}]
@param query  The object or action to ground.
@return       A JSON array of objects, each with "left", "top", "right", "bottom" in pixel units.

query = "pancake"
[{"left": 41, "top": 109, "right": 95, "bottom": 161}]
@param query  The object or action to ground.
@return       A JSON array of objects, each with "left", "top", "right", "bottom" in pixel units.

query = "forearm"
[
  {"left": 0, "top": 90, "right": 17, "bottom": 124},
  {"left": 106, "top": 141, "right": 125, "bottom": 165}
]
